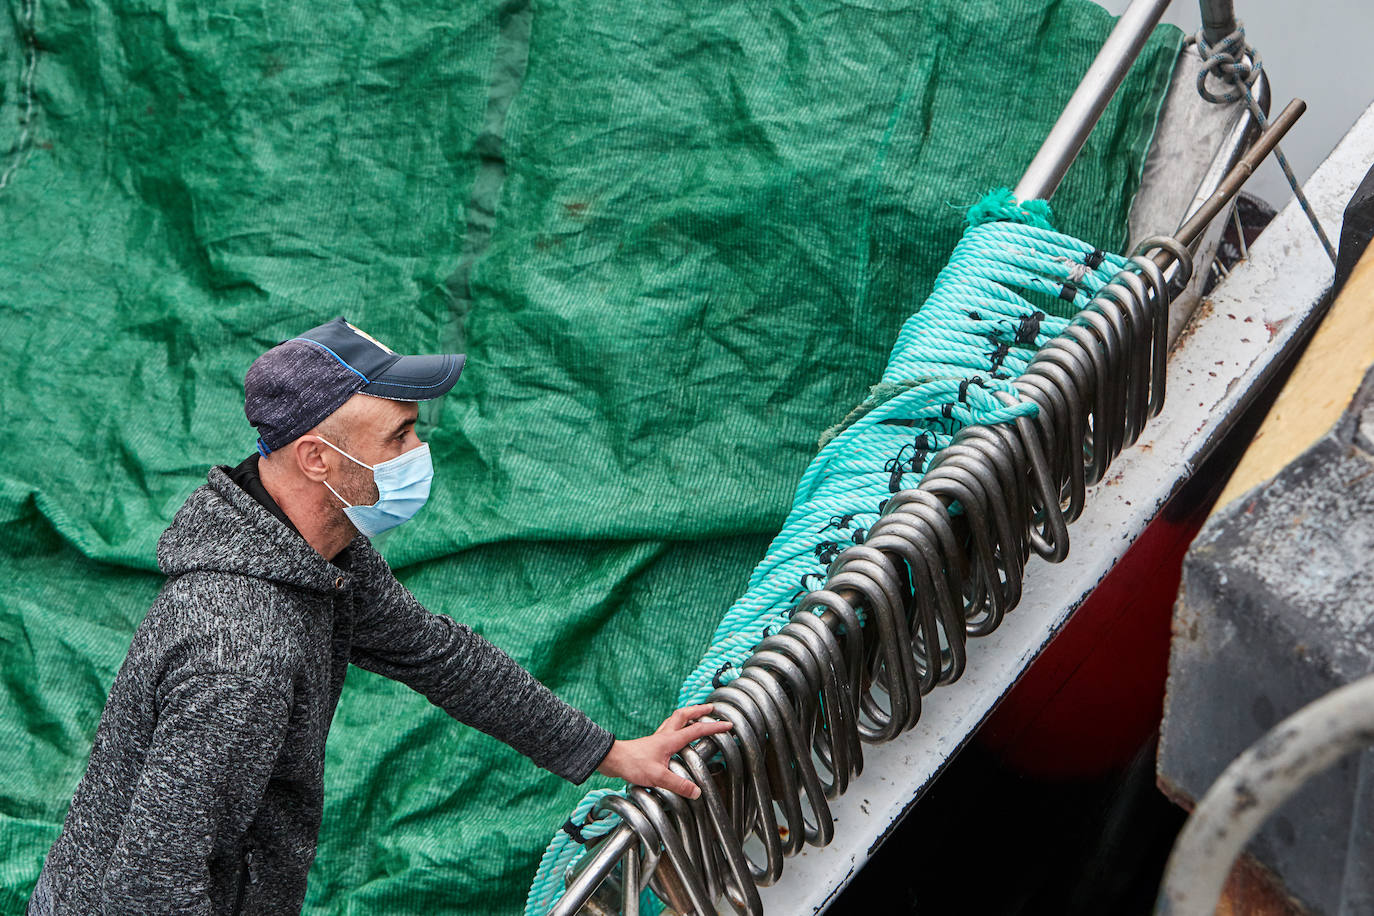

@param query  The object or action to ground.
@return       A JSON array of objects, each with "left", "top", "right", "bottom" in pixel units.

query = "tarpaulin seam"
[
  {"left": 441, "top": 0, "right": 534, "bottom": 355},
  {"left": 0, "top": 0, "right": 39, "bottom": 191},
  {"left": 852, "top": 31, "right": 943, "bottom": 320}
]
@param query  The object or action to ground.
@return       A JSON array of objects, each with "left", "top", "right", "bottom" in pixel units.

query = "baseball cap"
[{"left": 245, "top": 317, "right": 464, "bottom": 455}]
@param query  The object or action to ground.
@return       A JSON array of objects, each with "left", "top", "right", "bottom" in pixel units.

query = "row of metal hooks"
[{"left": 551, "top": 234, "right": 1196, "bottom": 916}]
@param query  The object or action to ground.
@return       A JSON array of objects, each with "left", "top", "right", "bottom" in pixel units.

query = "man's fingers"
[
  {"left": 686, "top": 720, "right": 732, "bottom": 740},
  {"left": 677, "top": 703, "right": 714, "bottom": 720},
  {"left": 656, "top": 768, "right": 701, "bottom": 800},
  {"left": 659, "top": 702, "right": 716, "bottom": 734},
  {"left": 673, "top": 708, "right": 714, "bottom": 725},
  {"left": 663, "top": 719, "right": 732, "bottom": 753}
]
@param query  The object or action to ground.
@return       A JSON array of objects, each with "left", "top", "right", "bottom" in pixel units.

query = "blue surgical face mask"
[{"left": 315, "top": 436, "right": 433, "bottom": 537}]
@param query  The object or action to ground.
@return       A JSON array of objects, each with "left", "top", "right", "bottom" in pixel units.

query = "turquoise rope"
[
  {"left": 525, "top": 190, "right": 1129, "bottom": 916},
  {"left": 525, "top": 788, "right": 627, "bottom": 916}
]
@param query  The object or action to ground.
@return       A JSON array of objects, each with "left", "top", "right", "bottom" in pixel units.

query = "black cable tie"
[
  {"left": 942, "top": 403, "right": 954, "bottom": 418},
  {"left": 1015, "top": 311, "right": 1045, "bottom": 345},
  {"left": 562, "top": 819, "right": 589, "bottom": 845},
  {"left": 1084, "top": 248, "right": 1105, "bottom": 269},
  {"left": 966, "top": 309, "right": 982, "bottom": 320},
  {"left": 958, "top": 379, "right": 972, "bottom": 402},
  {"left": 1058, "top": 282, "right": 1077, "bottom": 302},
  {"left": 987, "top": 341, "right": 1011, "bottom": 373},
  {"left": 711, "top": 661, "right": 735, "bottom": 688}
]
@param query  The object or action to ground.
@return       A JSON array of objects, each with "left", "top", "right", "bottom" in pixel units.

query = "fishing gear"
[{"left": 527, "top": 1, "right": 1310, "bottom": 911}]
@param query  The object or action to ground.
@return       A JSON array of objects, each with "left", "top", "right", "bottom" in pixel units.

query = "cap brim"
[{"left": 361, "top": 353, "right": 464, "bottom": 401}]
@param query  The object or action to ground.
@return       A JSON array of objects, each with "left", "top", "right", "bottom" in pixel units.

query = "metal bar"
[
  {"left": 1198, "top": 0, "right": 1237, "bottom": 45},
  {"left": 548, "top": 826, "right": 637, "bottom": 916},
  {"left": 1173, "top": 71, "right": 1268, "bottom": 246},
  {"left": 1012, "top": 0, "right": 1173, "bottom": 202},
  {"left": 542, "top": 29, "right": 1317, "bottom": 916},
  {"left": 1157, "top": 98, "right": 1304, "bottom": 262},
  {"left": 547, "top": 107, "right": 1309, "bottom": 916},
  {"left": 547, "top": 104, "right": 1309, "bottom": 913}
]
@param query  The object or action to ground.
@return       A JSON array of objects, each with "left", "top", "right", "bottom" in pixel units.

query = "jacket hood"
[{"left": 157, "top": 467, "right": 362, "bottom": 593}]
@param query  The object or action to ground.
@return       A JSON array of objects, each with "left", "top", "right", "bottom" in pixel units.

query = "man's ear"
[{"left": 293, "top": 437, "right": 331, "bottom": 482}]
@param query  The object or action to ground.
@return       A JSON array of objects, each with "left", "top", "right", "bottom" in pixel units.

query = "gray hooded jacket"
[{"left": 29, "top": 466, "right": 613, "bottom": 914}]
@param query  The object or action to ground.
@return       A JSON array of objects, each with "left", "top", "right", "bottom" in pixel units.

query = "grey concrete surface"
[{"left": 1160, "top": 364, "right": 1374, "bottom": 915}]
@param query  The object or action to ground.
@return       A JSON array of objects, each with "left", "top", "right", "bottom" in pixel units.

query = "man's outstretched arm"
[{"left": 350, "top": 562, "right": 728, "bottom": 795}]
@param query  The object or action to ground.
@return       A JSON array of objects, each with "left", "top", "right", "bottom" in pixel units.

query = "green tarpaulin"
[{"left": 0, "top": 0, "right": 1178, "bottom": 910}]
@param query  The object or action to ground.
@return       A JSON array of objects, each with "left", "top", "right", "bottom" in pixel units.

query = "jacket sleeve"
[
  {"left": 99, "top": 672, "right": 290, "bottom": 915},
  {"left": 349, "top": 565, "right": 614, "bottom": 785}
]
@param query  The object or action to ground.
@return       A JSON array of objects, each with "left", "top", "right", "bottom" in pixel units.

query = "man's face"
[
  {"left": 350, "top": 395, "right": 423, "bottom": 465},
  {"left": 322, "top": 394, "right": 423, "bottom": 506}
]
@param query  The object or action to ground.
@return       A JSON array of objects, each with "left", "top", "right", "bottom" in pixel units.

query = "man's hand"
[{"left": 596, "top": 703, "right": 732, "bottom": 799}]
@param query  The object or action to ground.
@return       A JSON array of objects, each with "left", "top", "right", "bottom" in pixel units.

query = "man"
[{"left": 28, "top": 317, "right": 728, "bottom": 914}]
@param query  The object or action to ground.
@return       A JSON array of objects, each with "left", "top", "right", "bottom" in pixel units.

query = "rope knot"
[
  {"left": 957, "top": 376, "right": 985, "bottom": 403},
  {"left": 1192, "top": 24, "right": 1262, "bottom": 104},
  {"left": 1185, "top": 23, "right": 1335, "bottom": 265},
  {"left": 1015, "top": 310, "right": 1045, "bottom": 345},
  {"left": 813, "top": 541, "right": 841, "bottom": 565}
]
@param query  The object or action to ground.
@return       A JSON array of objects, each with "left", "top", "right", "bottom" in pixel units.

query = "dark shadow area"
[{"left": 829, "top": 737, "right": 1185, "bottom": 915}]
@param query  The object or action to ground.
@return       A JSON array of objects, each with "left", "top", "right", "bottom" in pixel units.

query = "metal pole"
[
  {"left": 548, "top": 826, "right": 637, "bottom": 916},
  {"left": 1012, "top": 0, "right": 1173, "bottom": 203},
  {"left": 1198, "top": 0, "right": 1237, "bottom": 45},
  {"left": 1158, "top": 98, "right": 1304, "bottom": 260}
]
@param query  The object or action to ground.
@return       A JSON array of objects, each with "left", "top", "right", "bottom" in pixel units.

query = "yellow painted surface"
[{"left": 1214, "top": 248, "right": 1374, "bottom": 515}]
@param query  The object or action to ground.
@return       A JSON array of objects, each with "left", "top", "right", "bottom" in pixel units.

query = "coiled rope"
[{"left": 526, "top": 189, "right": 1130, "bottom": 916}]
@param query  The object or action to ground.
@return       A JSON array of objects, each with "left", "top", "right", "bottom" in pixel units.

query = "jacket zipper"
[{"left": 232, "top": 849, "right": 251, "bottom": 915}]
